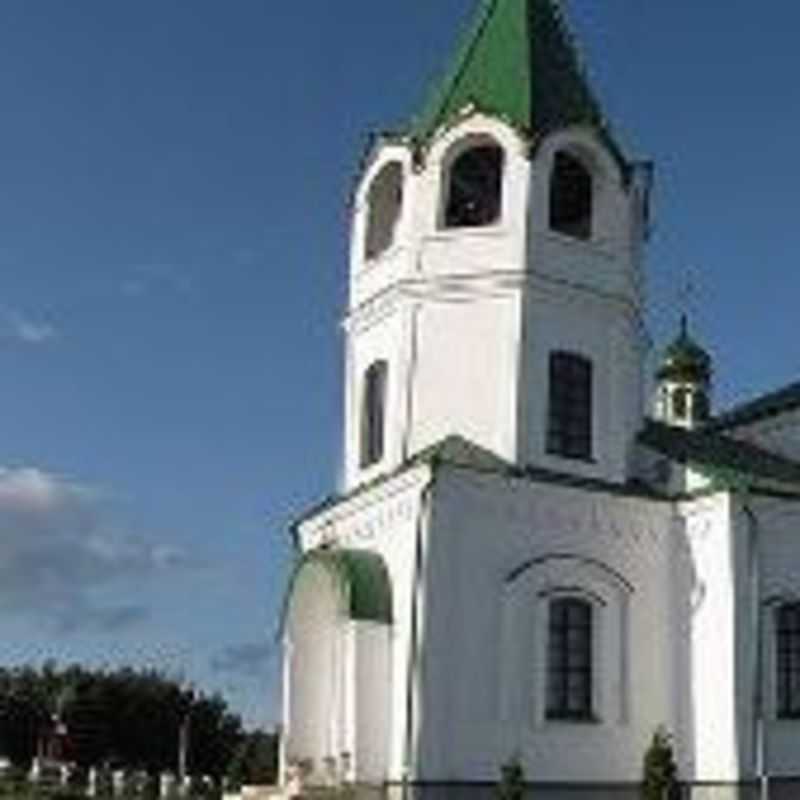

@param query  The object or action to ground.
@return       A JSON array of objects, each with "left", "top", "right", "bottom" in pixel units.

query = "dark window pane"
[
  {"left": 550, "top": 152, "right": 593, "bottom": 240},
  {"left": 365, "top": 162, "right": 404, "bottom": 260},
  {"left": 547, "top": 353, "right": 593, "bottom": 460},
  {"left": 777, "top": 603, "right": 800, "bottom": 718},
  {"left": 673, "top": 388, "right": 688, "bottom": 419},
  {"left": 546, "top": 598, "right": 593, "bottom": 720},
  {"left": 360, "top": 361, "right": 388, "bottom": 468},
  {"left": 444, "top": 145, "right": 504, "bottom": 229}
]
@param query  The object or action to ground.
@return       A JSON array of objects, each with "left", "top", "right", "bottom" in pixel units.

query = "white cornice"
[{"left": 343, "top": 269, "right": 645, "bottom": 335}]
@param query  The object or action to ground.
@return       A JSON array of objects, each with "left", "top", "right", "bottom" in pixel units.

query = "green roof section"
[
  {"left": 410, "top": 0, "right": 621, "bottom": 157},
  {"left": 282, "top": 549, "right": 393, "bottom": 631},
  {"left": 638, "top": 420, "right": 800, "bottom": 488}
]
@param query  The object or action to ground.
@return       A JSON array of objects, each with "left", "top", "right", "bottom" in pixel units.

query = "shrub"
[
  {"left": 642, "top": 727, "right": 679, "bottom": 800},
  {"left": 498, "top": 756, "right": 525, "bottom": 800}
]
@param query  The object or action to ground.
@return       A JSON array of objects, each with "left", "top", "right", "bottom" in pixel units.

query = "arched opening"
[
  {"left": 443, "top": 144, "right": 504, "bottom": 229},
  {"left": 364, "top": 162, "right": 404, "bottom": 260},
  {"left": 284, "top": 562, "right": 342, "bottom": 777},
  {"left": 360, "top": 360, "right": 388, "bottom": 468},
  {"left": 546, "top": 351, "right": 593, "bottom": 460},
  {"left": 282, "top": 550, "right": 393, "bottom": 785},
  {"left": 549, "top": 151, "right": 593, "bottom": 240}
]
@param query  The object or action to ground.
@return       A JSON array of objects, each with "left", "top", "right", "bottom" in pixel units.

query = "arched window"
[
  {"left": 364, "top": 162, "right": 404, "bottom": 261},
  {"left": 550, "top": 151, "right": 593, "bottom": 240},
  {"left": 547, "top": 352, "right": 593, "bottom": 460},
  {"left": 776, "top": 602, "right": 800, "bottom": 718},
  {"left": 547, "top": 597, "right": 593, "bottom": 720},
  {"left": 360, "top": 361, "right": 388, "bottom": 468},
  {"left": 443, "top": 144, "right": 504, "bottom": 229}
]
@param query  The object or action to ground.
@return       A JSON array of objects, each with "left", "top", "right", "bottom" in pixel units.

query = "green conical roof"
[{"left": 410, "top": 0, "right": 622, "bottom": 157}]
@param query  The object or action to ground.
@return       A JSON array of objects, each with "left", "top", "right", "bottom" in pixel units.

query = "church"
[{"left": 278, "top": 0, "right": 800, "bottom": 797}]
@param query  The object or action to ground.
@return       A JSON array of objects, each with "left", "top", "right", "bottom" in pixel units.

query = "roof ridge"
[
  {"left": 415, "top": 0, "right": 499, "bottom": 138},
  {"left": 408, "top": 0, "right": 623, "bottom": 157},
  {"left": 640, "top": 418, "right": 800, "bottom": 486},
  {"left": 710, "top": 379, "right": 800, "bottom": 430}
]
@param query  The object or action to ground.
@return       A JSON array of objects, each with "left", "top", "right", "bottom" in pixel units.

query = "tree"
[
  {"left": 0, "top": 663, "right": 245, "bottom": 778},
  {"left": 226, "top": 731, "right": 279, "bottom": 789}
]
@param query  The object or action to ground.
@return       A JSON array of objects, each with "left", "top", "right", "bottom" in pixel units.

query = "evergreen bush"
[
  {"left": 641, "top": 727, "right": 679, "bottom": 800},
  {"left": 497, "top": 756, "right": 525, "bottom": 800}
]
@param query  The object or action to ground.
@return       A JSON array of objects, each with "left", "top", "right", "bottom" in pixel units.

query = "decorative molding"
[
  {"left": 299, "top": 468, "right": 425, "bottom": 551},
  {"left": 343, "top": 269, "right": 644, "bottom": 336}
]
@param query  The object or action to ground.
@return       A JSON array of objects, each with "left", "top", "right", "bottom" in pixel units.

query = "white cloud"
[
  {"left": 1, "top": 309, "right": 57, "bottom": 344},
  {"left": 120, "top": 263, "right": 190, "bottom": 298},
  {"left": 0, "top": 466, "right": 191, "bottom": 634}
]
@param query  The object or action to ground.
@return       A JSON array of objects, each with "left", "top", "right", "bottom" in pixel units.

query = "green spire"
[{"left": 410, "top": 0, "right": 620, "bottom": 155}]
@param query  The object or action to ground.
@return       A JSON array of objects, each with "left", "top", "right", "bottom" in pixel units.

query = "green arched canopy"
[{"left": 281, "top": 549, "right": 393, "bottom": 632}]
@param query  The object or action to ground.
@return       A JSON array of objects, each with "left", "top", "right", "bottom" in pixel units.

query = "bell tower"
[{"left": 342, "top": 0, "right": 651, "bottom": 490}]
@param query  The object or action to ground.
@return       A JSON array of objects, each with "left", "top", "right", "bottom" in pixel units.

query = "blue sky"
[{"left": 1, "top": 0, "right": 799, "bottom": 729}]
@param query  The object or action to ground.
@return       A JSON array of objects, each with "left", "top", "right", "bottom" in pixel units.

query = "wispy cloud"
[
  {"left": 0, "top": 466, "right": 192, "bottom": 634},
  {"left": 1, "top": 309, "right": 57, "bottom": 345},
  {"left": 121, "top": 263, "right": 191, "bottom": 299},
  {"left": 211, "top": 642, "right": 275, "bottom": 678}
]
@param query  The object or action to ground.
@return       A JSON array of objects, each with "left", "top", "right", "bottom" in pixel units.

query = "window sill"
[
  {"left": 424, "top": 225, "right": 508, "bottom": 243},
  {"left": 540, "top": 230, "right": 616, "bottom": 258},
  {"left": 545, "top": 714, "right": 601, "bottom": 725},
  {"left": 545, "top": 449, "right": 596, "bottom": 465},
  {"left": 359, "top": 244, "right": 405, "bottom": 272}
]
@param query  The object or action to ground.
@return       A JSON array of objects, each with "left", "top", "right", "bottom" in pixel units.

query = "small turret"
[{"left": 654, "top": 315, "right": 713, "bottom": 429}]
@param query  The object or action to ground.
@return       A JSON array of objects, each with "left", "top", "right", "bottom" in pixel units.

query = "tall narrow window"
[
  {"left": 360, "top": 361, "right": 388, "bottom": 468},
  {"left": 550, "top": 151, "right": 593, "bottom": 240},
  {"left": 547, "top": 352, "right": 593, "bottom": 460},
  {"left": 672, "top": 387, "right": 689, "bottom": 420},
  {"left": 444, "top": 144, "right": 504, "bottom": 229},
  {"left": 777, "top": 603, "right": 800, "bottom": 718},
  {"left": 547, "top": 598, "right": 593, "bottom": 720},
  {"left": 364, "top": 162, "right": 404, "bottom": 261}
]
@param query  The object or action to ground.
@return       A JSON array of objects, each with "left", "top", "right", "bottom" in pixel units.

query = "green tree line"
[{"left": 0, "top": 662, "right": 275, "bottom": 783}]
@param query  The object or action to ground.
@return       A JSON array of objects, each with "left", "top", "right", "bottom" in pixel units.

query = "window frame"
[
  {"left": 546, "top": 351, "right": 594, "bottom": 462},
  {"left": 776, "top": 602, "right": 800, "bottom": 720},
  {"left": 545, "top": 596, "right": 595, "bottom": 722}
]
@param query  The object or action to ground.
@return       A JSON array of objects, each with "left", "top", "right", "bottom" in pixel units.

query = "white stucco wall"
[
  {"left": 283, "top": 563, "right": 344, "bottom": 774},
  {"left": 287, "top": 452, "right": 800, "bottom": 788},
  {"left": 678, "top": 493, "right": 742, "bottom": 783},
  {"left": 415, "top": 465, "right": 678, "bottom": 784},
  {"left": 749, "top": 495, "right": 800, "bottom": 779},
  {"left": 518, "top": 284, "right": 645, "bottom": 484},
  {"left": 353, "top": 622, "right": 392, "bottom": 783}
]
